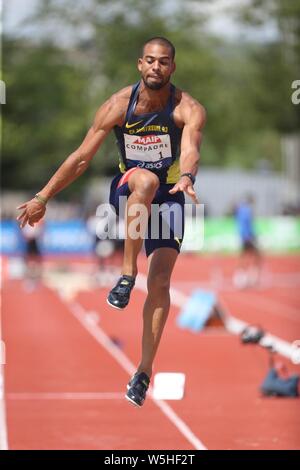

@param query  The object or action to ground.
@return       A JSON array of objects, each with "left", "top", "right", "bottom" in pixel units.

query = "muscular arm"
[
  {"left": 169, "top": 97, "right": 206, "bottom": 202},
  {"left": 39, "top": 95, "right": 122, "bottom": 200},
  {"left": 17, "top": 90, "right": 128, "bottom": 227},
  {"left": 179, "top": 98, "right": 206, "bottom": 176}
]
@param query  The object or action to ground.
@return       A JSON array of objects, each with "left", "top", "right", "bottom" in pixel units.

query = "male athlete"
[{"left": 17, "top": 37, "right": 206, "bottom": 407}]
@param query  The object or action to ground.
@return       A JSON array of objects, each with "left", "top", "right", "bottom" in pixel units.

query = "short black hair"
[{"left": 142, "top": 37, "right": 175, "bottom": 60}]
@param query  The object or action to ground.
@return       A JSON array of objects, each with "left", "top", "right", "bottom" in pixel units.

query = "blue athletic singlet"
[
  {"left": 114, "top": 81, "right": 183, "bottom": 184},
  {"left": 110, "top": 82, "right": 185, "bottom": 257}
]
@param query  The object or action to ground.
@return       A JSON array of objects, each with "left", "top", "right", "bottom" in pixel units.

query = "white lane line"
[
  {"left": 66, "top": 300, "right": 207, "bottom": 451},
  {"left": 0, "top": 352, "right": 8, "bottom": 450},
  {"left": 136, "top": 273, "right": 298, "bottom": 363},
  {"left": 6, "top": 392, "right": 125, "bottom": 400},
  {"left": 0, "top": 367, "right": 9, "bottom": 450},
  {"left": 223, "top": 315, "right": 297, "bottom": 359}
]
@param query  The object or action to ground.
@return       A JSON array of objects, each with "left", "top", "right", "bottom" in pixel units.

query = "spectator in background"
[
  {"left": 22, "top": 219, "right": 44, "bottom": 288},
  {"left": 86, "top": 207, "right": 116, "bottom": 272},
  {"left": 233, "top": 194, "right": 262, "bottom": 289}
]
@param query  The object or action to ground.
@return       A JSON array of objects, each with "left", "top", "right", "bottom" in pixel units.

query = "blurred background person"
[
  {"left": 233, "top": 194, "right": 262, "bottom": 289},
  {"left": 21, "top": 219, "right": 44, "bottom": 289},
  {"left": 86, "top": 206, "right": 117, "bottom": 276}
]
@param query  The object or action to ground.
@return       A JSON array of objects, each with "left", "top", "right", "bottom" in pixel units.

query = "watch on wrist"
[
  {"left": 180, "top": 173, "right": 195, "bottom": 185},
  {"left": 34, "top": 193, "right": 48, "bottom": 205}
]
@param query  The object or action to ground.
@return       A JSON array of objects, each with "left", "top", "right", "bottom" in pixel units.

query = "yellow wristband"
[{"left": 34, "top": 193, "right": 48, "bottom": 205}]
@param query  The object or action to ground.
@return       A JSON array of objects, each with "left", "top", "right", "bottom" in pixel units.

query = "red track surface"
[{"left": 2, "top": 254, "right": 300, "bottom": 449}]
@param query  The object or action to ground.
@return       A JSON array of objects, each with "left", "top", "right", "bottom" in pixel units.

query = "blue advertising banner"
[
  {"left": 43, "top": 220, "right": 93, "bottom": 254},
  {"left": 0, "top": 220, "right": 94, "bottom": 255},
  {"left": 0, "top": 221, "right": 26, "bottom": 255}
]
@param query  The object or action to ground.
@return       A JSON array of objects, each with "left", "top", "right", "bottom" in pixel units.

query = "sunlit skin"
[{"left": 139, "top": 42, "right": 176, "bottom": 91}]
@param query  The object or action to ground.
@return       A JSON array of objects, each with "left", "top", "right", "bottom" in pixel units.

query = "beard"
[{"left": 142, "top": 74, "right": 170, "bottom": 90}]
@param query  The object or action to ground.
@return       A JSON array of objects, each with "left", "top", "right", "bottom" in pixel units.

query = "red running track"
[{"left": 2, "top": 254, "right": 300, "bottom": 449}]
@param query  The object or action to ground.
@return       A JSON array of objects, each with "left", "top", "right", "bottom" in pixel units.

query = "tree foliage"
[{"left": 2, "top": 0, "right": 299, "bottom": 193}]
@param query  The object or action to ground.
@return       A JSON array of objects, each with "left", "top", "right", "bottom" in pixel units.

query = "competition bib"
[{"left": 124, "top": 134, "right": 172, "bottom": 163}]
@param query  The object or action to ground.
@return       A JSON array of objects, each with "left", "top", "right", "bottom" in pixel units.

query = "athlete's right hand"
[{"left": 16, "top": 199, "right": 46, "bottom": 228}]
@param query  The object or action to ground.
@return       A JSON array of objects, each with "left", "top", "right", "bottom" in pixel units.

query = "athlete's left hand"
[{"left": 169, "top": 177, "right": 199, "bottom": 204}]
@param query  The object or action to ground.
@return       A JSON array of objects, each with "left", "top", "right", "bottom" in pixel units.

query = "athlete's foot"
[
  {"left": 125, "top": 372, "right": 150, "bottom": 407},
  {"left": 107, "top": 274, "right": 135, "bottom": 309}
]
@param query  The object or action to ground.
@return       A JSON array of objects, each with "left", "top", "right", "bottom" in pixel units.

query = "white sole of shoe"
[
  {"left": 106, "top": 298, "right": 124, "bottom": 310},
  {"left": 125, "top": 394, "right": 141, "bottom": 408}
]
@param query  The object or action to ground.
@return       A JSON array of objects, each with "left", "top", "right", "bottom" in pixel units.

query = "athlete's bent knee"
[{"left": 130, "top": 170, "right": 159, "bottom": 196}]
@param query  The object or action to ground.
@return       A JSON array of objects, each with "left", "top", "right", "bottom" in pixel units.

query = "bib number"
[{"left": 124, "top": 134, "right": 172, "bottom": 164}]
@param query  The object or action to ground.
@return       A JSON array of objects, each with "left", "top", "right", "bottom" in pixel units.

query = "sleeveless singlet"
[{"left": 113, "top": 81, "right": 183, "bottom": 184}]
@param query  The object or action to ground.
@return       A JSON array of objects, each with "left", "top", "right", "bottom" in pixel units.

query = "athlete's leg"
[
  {"left": 107, "top": 169, "right": 160, "bottom": 310},
  {"left": 122, "top": 169, "right": 159, "bottom": 277},
  {"left": 136, "top": 247, "right": 178, "bottom": 378},
  {"left": 234, "top": 241, "right": 262, "bottom": 288},
  {"left": 247, "top": 243, "right": 263, "bottom": 286},
  {"left": 126, "top": 191, "right": 184, "bottom": 406},
  {"left": 233, "top": 246, "right": 249, "bottom": 289}
]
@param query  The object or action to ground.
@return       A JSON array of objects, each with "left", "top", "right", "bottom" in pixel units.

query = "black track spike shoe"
[
  {"left": 107, "top": 275, "right": 135, "bottom": 310},
  {"left": 125, "top": 372, "right": 150, "bottom": 407}
]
